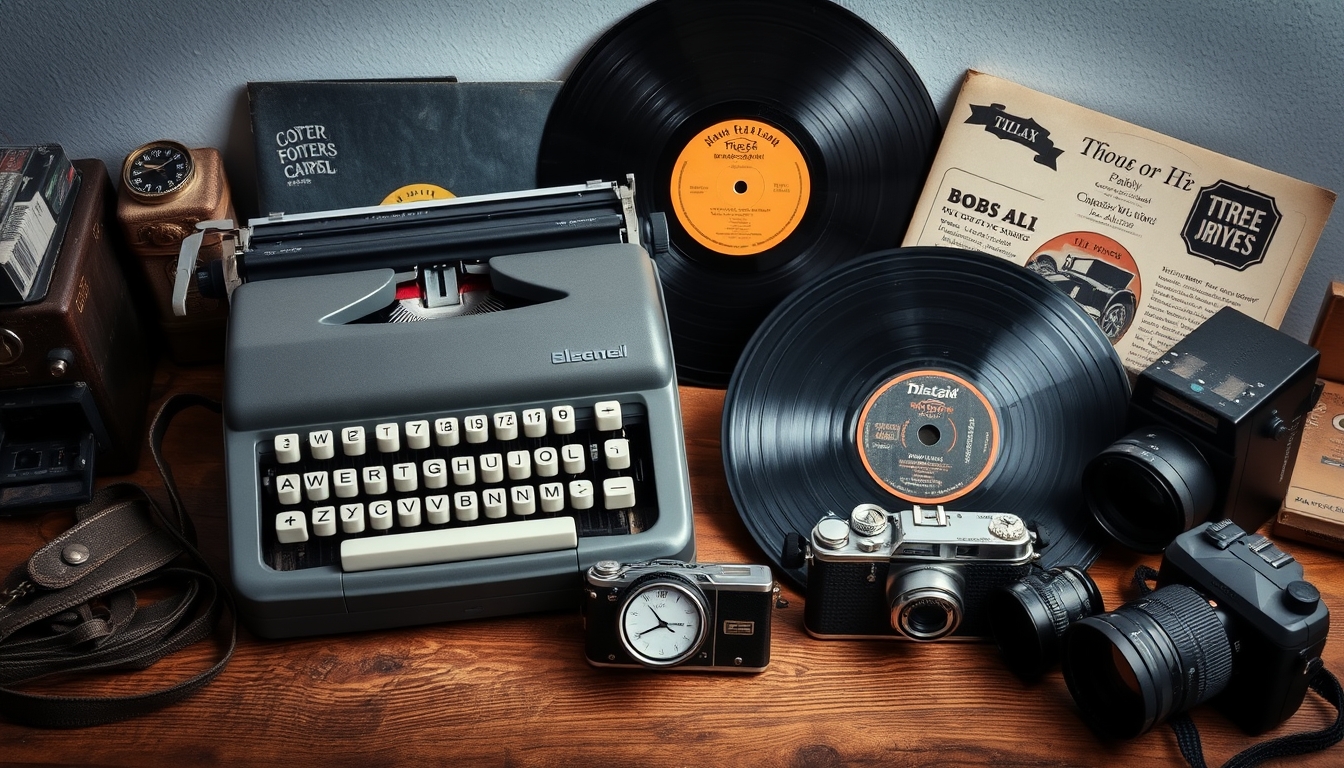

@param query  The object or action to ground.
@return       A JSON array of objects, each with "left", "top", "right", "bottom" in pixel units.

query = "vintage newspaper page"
[{"left": 902, "top": 71, "right": 1336, "bottom": 375}]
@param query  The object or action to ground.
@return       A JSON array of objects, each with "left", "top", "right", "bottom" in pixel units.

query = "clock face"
[
  {"left": 618, "top": 579, "right": 709, "bottom": 667},
  {"left": 123, "top": 141, "right": 194, "bottom": 201}
]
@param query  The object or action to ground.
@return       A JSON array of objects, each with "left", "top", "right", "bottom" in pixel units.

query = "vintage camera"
[
  {"left": 803, "top": 504, "right": 1036, "bottom": 641},
  {"left": 584, "top": 559, "right": 775, "bottom": 672},
  {"left": 1082, "top": 307, "right": 1320, "bottom": 552},
  {"left": 1061, "top": 520, "right": 1329, "bottom": 738},
  {"left": 0, "top": 159, "right": 152, "bottom": 513}
]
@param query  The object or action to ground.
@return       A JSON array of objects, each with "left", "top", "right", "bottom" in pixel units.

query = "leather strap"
[{"left": 0, "top": 394, "right": 234, "bottom": 728}]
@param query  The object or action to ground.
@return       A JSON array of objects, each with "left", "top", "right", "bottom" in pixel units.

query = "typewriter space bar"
[{"left": 340, "top": 518, "right": 578, "bottom": 573}]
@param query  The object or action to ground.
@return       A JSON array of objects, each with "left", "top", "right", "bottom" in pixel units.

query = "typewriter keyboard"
[{"left": 257, "top": 400, "right": 658, "bottom": 572}]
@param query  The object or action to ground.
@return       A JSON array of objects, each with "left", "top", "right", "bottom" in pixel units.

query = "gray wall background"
[{"left": 2, "top": 0, "right": 1341, "bottom": 341}]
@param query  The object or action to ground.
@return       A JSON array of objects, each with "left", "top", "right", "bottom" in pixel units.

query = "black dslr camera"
[
  {"left": 803, "top": 504, "right": 1036, "bottom": 640},
  {"left": 583, "top": 559, "right": 775, "bottom": 672},
  {"left": 1082, "top": 307, "right": 1319, "bottom": 552},
  {"left": 1061, "top": 520, "right": 1329, "bottom": 737}
]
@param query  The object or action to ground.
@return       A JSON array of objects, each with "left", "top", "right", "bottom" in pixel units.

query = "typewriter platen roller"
[{"left": 179, "top": 180, "right": 695, "bottom": 638}]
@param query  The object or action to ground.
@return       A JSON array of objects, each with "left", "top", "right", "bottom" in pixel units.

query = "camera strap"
[
  {"left": 1133, "top": 565, "right": 1344, "bottom": 768},
  {"left": 0, "top": 394, "right": 234, "bottom": 728}
]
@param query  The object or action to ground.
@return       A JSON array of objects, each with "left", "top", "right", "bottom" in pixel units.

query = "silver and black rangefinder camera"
[
  {"left": 584, "top": 559, "right": 775, "bottom": 672},
  {"left": 804, "top": 504, "right": 1036, "bottom": 640}
]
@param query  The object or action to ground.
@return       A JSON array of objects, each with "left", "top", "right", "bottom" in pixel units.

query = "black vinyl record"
[
  {"left": 537, "top": 0, "right": 940, "bottom": 387},
  {"left": 723, "top": 248, "right": 1132, "bottom": 590}
]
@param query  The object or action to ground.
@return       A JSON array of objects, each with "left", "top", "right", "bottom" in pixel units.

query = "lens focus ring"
[
  {"left": 1137, "top": 585, "right": 1234, "bottom": 712},
  {"left": 1061, "top": 583, "right": 1234, "bottom": 738}
]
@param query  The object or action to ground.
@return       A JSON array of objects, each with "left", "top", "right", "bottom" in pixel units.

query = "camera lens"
[
  {"left": 989, "top": 566, "right": 1104, "bottom": 679},
  {"left": 888, "top": 566, "right": 963, "bottom": 641},
  {"left": 1082, "top": 426, "right": 1216, "bottom": 553},
  {"left": 1060, "top": 584, "right": 1234, "bottom": 738}
]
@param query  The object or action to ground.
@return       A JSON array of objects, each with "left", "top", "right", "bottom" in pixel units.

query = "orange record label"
[
  {"left": 670, "top": 118, "right": 810, "bottom": 256},
  {"left": 856, "top": 370, "right": 1001, "bottom": 504},
  {"left": 382, "top": 184, "right": 455, "bottom": 205}
]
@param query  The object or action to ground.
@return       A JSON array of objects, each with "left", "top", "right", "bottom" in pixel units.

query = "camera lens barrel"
[
  {"left": 989, "top": 565, "right": 1104, "bottom": 679},
  {"left": 1082, "top": 426, "right": 1217, "bottom": 553},
  {"left": 1061, "top": 584, "right": 1234, "bottom": 738},
  {"left": 889, "top": 566, "right": 964, "bottom": 641}
]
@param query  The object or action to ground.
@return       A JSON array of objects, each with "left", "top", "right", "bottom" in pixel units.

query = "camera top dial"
[{"left": 617, "top": 574, "right": 711, "bottom": 667}]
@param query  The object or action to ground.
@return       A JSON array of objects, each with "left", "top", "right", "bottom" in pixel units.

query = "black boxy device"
[{"left": 1083, "top": 307, "right": 1320, "bottom": 551}]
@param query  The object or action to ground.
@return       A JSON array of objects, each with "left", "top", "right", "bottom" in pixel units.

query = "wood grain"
[{"left": 1, "top": 366, "right": 1342, "bottom": 767}]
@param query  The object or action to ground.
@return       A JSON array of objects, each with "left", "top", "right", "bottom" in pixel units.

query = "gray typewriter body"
[{"left": 223, "top": 243, "right": 694, "bottom": 638}]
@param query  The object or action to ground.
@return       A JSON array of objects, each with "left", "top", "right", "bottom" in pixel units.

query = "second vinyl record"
[
  {"left": 722, "top": 247, "right": 1131, "bottom": 589},
  {"left": 538, "top": 0, "right": 940, "bottom": 386}
]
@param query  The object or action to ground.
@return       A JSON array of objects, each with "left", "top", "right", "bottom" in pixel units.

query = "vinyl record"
[
  {"left": 538, "top": 0, "right": 940, "bottom": 387},
  {"left": 723, "top": 247, "right": 1131, "bottom": 590}
]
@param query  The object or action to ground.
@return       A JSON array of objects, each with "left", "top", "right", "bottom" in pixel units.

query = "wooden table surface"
[{"left": 2, "top": 361, "right": 1342, "bottom": 767}]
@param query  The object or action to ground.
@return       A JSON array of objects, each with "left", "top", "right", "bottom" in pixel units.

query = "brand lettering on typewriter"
[
  {"left": 906, "top": 382, "right": 959, "bottom": 399},
  {"left": 551, "top": 344, "right": 629, "bottom": 365}
]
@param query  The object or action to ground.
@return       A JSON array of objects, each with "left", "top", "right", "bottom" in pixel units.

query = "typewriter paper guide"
[{"left": 224, "top": 243, "right": 673, "bottom": 431}]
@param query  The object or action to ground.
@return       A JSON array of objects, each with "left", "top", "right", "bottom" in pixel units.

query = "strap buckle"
[{"left": 0, "top": 580, "right": 33, "bottom": 610}]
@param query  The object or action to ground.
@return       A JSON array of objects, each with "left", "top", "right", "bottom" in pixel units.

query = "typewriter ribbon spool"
[
  {"left": 538, "top": 0, "right": 940, "bottom": 386},
  {"left": 722, "top": 248, "right": 1132, "bottom": 589}
]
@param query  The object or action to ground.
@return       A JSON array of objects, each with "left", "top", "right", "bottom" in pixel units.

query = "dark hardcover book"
[{"left": 248, "top": 79, "right": 562, "bottom": 216}]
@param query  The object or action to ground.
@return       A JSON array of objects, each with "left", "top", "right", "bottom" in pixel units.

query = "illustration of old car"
[{"left": 1027, "top": 253, "right": 1137, "bottom": 340}]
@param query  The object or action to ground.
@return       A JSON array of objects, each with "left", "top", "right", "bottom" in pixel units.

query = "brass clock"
[
  {"left": 115, "top": 140, "right": 233, "bottom": 363},
  {"left": 121, "top": 140, "right": 196, "bottom": 203}
]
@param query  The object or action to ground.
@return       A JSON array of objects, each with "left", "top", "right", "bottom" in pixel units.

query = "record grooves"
[
  {"left": 538, "top": 0, "right": 940, "bottom": 386},
  {"left": 722, "top": 248, "right": 1131, "bottom": 589}
]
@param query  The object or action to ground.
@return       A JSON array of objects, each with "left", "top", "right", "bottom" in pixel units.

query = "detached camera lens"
[
  {"left": 1060, "top": 584, "right": 1234, "bottom": 738},
  {"left": 989, "top": 566, "right": 1104, "bottom": 679},
  {"left": 1082, "top": 426, "right": 1216, "bottom": 553}
]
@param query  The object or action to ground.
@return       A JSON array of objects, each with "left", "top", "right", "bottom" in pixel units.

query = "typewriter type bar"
[{"left": 172, "top": 177, "right": 642, "bottom": 316}]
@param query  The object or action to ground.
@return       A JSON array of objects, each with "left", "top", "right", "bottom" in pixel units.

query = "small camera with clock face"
[{"left": 583, "top": 560, "right": 775, "bottom": 672}]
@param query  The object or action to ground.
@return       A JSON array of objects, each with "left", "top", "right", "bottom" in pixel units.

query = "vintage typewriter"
[{"left": 173, "top": 179, "right": 694, "bottom": 638}]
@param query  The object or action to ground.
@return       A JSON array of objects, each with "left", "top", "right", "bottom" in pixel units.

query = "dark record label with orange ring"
[
  {"left": 856, "top": 370, "right": 1001, "bottom": 503},
  {"left": 670, "top": 118, "right": 811, "bottom": 256}
]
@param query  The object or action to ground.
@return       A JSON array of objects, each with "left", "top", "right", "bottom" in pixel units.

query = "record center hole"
[
  {"left": 917, "top": 425, "right": 940, "bottom": 446},
  {"left": 734, "top": 180, "right": 748, "bottom": 194}
]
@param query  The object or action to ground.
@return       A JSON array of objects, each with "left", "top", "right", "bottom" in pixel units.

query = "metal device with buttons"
[
  {"left": 207, "top": 181, "right": 694, "bottom": 638},
  {"left": 1082, "top": 307, "right": 1321, "bottom": 553},
  {"left": 802, "top": 503, "right": 1037, "bottom": 641},
  {"left": 1060, "top": 520, "right": 1330, "bottom": 738},
  {"left": 583, "top": 559, "right": 775, "bottom": 672}
]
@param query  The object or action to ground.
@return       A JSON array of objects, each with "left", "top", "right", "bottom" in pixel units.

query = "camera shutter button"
[
  {"left": 815, "top": 518, "right": 851, "bottom": 549},
  {"left": 1283, "top": 580, "right": 1321, "bottom": 615}
]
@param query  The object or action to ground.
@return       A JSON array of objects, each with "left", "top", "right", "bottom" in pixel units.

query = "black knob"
[
  {"left": 645, "top": 212, "right": 670, "bottom": 260},
  {"left": 1263, "top": 413, "right": 1288, "bottom": 441},
  {"left": 1283, "top": 580, "right": 1321, "bottom": 615},
  {"left": 780, "top": 532, "right": 806, "bottom": 569}
]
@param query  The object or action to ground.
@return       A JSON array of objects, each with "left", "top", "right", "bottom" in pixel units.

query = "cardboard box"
[
  {"left": 1276, "top": 281, "right": 1344, "bottom": 552},
  {"left": 248, "top": 79, "right": 561, "bottom": 216},
  {"left": 0, "top": 144, "right": 78, "bottom": 305},
  {"left": 902, "top": 71, "right": 1336, "bottom": 376}
]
